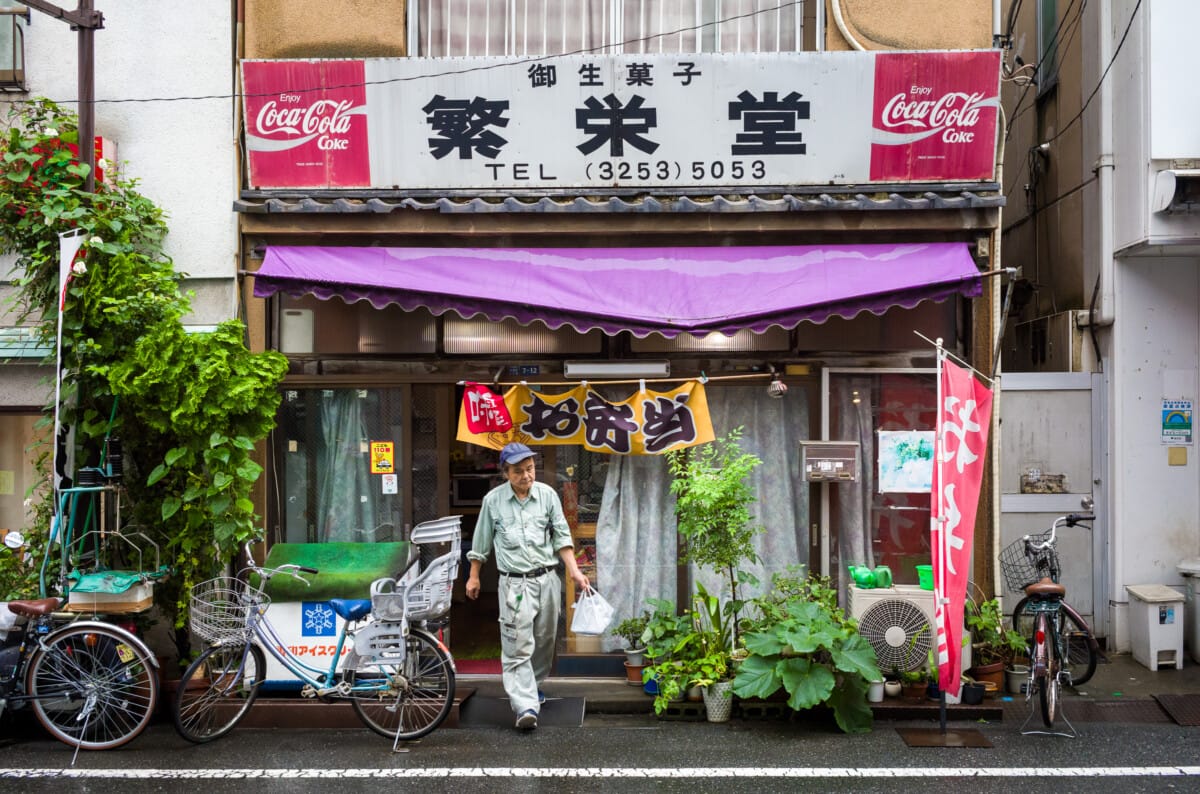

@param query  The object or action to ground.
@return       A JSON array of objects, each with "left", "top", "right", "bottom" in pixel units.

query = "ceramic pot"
[
  {"left": 967, "top": 661, "right": 1005, "bottom": 689},
  {"left": 1005, "top": 664, "right": 1030, "bottom": 695},
  {"left": 884, "top": 680, "right": 903, "bottom": 698},
  {"left": 687, "top": 685, "right": 704, "bottom": 702},
  {"left": 624, "top": 660, "right": 646, "bottom": 686},
  {"left": 624, "top": 648, "right": 646, "bottom": 667},
  {"left": 703, "top": 680, "right": 734, "bottom": 722},
  {"left": 867, "top": 680, "right": 885, "bottom": 703}
]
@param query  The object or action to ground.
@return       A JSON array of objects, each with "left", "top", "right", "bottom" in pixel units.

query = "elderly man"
[{"left": 465, "top": 442, "right": 590, "bottom": 731}]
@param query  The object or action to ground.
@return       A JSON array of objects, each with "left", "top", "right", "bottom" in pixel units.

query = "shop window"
[
  {"left": 0, "top": 412, "right": 46, "bottom": 544},
  {"left": 279, "top": 295, "right": 436, "bottom": 355},
  {"left": 443, "top": 315, "right": 603, "bottom": 355},
  {"left": 827, "top": 371, "right": 936, "bottom": 598},
  {"left": 630, "top": 326, "right": 790, "bottom": 353},
  {"left": 411, "top": 0, "right": 806, "bottom": 57},
  {"left": 274, "top": 387, "right": 419, "bottom": 543}
]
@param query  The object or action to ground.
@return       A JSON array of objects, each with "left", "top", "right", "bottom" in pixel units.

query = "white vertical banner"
[{"left": 52, "top": 229, "right": 87, "bottom": 500}]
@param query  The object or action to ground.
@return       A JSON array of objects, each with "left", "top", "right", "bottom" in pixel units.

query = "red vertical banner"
[
  {"left": 931, "top": 358, "right": 993, "bottom": 697},
  {"left": 242, "top": 60, "right": 371, "bottom": 188}
]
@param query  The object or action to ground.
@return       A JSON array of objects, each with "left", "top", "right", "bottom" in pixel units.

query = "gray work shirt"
[{"left": 467, "top": 480, "right": 573, "bottom": 574}]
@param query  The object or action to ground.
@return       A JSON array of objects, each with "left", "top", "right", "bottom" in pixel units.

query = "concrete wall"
[{"left": 1, "top": 2, "right": 236, "bottom": 326}]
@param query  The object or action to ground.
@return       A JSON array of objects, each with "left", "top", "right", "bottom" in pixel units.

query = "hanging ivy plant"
[{"left": 0, "top": 99, "right": 286, "bottom": 668}]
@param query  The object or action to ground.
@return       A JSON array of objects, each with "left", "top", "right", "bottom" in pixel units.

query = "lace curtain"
[{"left": 595, "top": 382, "right": 809, "bottom": 650}]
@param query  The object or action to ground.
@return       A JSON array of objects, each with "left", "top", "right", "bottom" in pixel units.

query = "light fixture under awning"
[{"left": 252, "top": 243, "right": 982, "bottom": 339}]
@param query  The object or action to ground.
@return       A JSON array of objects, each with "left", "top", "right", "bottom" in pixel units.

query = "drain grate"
[{"left": 1153, "top": 694, "right": 1200, "bottom": 726}]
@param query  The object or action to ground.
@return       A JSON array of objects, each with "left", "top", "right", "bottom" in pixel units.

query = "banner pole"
[{"left": 934, "top": 337, "right": 948, "bottom": 734}]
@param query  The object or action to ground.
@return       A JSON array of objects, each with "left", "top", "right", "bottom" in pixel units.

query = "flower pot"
[
  {"left": 624, "top": 648, "right": 646, "bottom": 667},
  {"left": 624, "top": 660, "right": 647, "bottom": 686},
  {"left": 1005, "top": 664, "right": 1029, "bottom": 695},
  {"left": 960, "top": 682, "right": 985, "bottom": 705},
  {"left": 884, "top": 680, "right": 902, "bottom": 698},
  {"left": 867, "top": 680, "right": 885, "bottom": 703},
  {"left": 702, "top": 680, "right": 734, "bottom": 722},
  {"left": 901, "top": 682, "right": 926, "bottom": 701},
  {"left": 966, "top": 661, "right": 1005, "bottom": 689},
  {"left": 686, "top": 684, "right": 704, "bottom": 702}
]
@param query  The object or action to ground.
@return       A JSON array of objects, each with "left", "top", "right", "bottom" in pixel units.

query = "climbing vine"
[{"left": 1, "top": 100, "right": 286, "bottom": 663}]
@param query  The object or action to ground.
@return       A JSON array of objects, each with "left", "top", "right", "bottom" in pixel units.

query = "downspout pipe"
[{"left": 1080, "top": 0, "right": 1116, "bottom": 330}]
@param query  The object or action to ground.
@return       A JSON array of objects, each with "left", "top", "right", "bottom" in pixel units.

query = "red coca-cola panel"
[
  {"left": 243, "top": 60, "right": 370, "bottom": 188},
  {"left": 869, "top": 51, "right": 1000, "bottom": 182}
]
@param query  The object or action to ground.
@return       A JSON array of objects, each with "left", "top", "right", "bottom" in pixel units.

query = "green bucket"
[{"left": 916, "top": 564, "right": 934, "bottom": 590}]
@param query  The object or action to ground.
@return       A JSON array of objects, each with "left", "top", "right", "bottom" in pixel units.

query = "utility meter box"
[
  {"left": 800, "top": 441, "right": 860, "bottom": 482},
  {"left": 1125, "top": 584, "right": 1185, "bottom": 671}
]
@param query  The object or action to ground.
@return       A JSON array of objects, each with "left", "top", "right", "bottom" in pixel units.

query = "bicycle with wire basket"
[
  {"left": 999, "top": 512, "right": 1102, "bottom": 731},
  {"left": 170, "top": 516, "right": 462, "bottom": 747}
]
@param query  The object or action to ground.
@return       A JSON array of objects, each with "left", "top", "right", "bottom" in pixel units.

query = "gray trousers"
[{"left": 497, "top": 570, "right": 560, "bottom": 715}]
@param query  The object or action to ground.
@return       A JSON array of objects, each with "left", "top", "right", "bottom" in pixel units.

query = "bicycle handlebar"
[
  {"left": 238, "top": 541, "right": 320, "bottom": 583},
  {"left": 1025, "top": 513, "right": 1095, "bottom": 551}
]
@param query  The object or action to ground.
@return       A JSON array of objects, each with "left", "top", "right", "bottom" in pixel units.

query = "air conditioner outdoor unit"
[{"left": 849, "top": 584, "right": 937, "bottom": 673}]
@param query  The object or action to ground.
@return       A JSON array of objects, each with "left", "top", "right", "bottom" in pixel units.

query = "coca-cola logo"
[
  {"left": 879, "top": 89, "right": 992, "bottom": 144},
  {"left": 252, "top": 95, "right": 362, "bottom": 151}
]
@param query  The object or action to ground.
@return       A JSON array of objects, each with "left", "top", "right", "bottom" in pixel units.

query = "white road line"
[{"left": 3, "top": 767, "right": 1200, "bottom": 779}]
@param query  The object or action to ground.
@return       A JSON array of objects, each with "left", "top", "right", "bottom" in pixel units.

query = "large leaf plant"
[{"left": 0, "top": 100, "right": 287, "bottom": 668}]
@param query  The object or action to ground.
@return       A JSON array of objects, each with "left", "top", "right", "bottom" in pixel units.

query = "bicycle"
[
  {"left": 1, "top": 531, "right": 160, "bottom": 761},
  {"left": 999, "top": 512, "right": 1102, "bottom": 732},
  {"left": 171, "top": 515, "right": 461, "bottom": 748}
]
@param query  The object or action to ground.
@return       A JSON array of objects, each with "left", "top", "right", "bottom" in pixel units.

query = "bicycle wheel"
[
  {"left": 1036, "top": 613, "right": 1059, "bottom": 728},
  {"left": 346, "top": 628, "right": 455, "bottom": 742},
  {"left": 1012, "top": 598, "right": 1098, "bottom": 686},
  {"left": 172, "top": 642, "right": 265, "bottom": 744},
  {"left": 26, "top": 623, "right": 158, "bottom": 750}
]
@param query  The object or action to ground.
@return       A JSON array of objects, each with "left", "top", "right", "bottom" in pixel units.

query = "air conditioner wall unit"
[{"left": 849, "top": 584, "right": 937, "bottom": 673}]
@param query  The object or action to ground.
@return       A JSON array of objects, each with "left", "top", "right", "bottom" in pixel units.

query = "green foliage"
[
  {"left": 611, "top": 612, "right": 651, "bottom": 649},
  {"left": 667, "top": 427, "right": 762, "bottom": 643},
  {"left": 0, "top": 101, "right": 287, "bottom": 661},
  {"left": 966, "top": 596, "right": 1027, "bottom": 666},
  {"left": 732, "top": 572, "right": 881, "bottom": 734},
  {"left": 640, "top": 598, "right": 731, "bottom": 714}
]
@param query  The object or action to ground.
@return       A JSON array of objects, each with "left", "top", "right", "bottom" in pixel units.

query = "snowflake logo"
[{"left": 302, "top": 601, "right": 335, "bottom": 637}]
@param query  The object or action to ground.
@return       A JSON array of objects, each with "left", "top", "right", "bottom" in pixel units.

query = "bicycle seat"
[
  {"left": 1024, "top": 577, "right": 1066, "bottom": 598},
  {"left": 328, "top": 598, "right": 372, "bottom": 621},
  {"left": 6, "top": 597, "right": 64, "bottom": 617}
]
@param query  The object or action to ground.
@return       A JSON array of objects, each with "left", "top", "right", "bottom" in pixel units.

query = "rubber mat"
[
  {"left": 457, "top": 695, "right": 586, "bottom": 728},
  {"left": 1153, "top": 694, "right": 1200, "bottom": 726}
]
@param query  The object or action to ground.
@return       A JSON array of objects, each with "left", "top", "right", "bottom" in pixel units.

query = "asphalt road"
[{"left": 2, "top": 714, "right": 1199, "bottom": 794}]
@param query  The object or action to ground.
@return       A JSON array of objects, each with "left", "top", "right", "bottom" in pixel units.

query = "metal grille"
[{"left": 413, "top": 0, "right": 804, "bottom": 57}]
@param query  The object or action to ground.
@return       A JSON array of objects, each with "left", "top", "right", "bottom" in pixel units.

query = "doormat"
[
  {"left": 1153, "top": 694, "right": 1200, "bottom": 726},
  {"left": 455, "top": 658, "right": 502, "bottom": 675},
  {"left": 896, "top": 727, "right": 993, "bottom": 747},
  {"left": 458, "top": 695, "right": 586, "bottom": 728}
]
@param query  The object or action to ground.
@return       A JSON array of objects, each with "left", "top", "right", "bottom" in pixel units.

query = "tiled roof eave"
[{"left": 234, "top": 186, "right": 1004, "bottom": 215}]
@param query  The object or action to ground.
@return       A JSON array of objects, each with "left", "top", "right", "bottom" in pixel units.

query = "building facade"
[
  {"left": 237, "top": 0, "right": 1005, "bottom": 670},
  {"left": 1000, "top": 0, "right": 1200, "bottom": 650}
]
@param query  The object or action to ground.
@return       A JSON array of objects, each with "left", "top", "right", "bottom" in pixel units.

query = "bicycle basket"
[
  {"left": 999, "top": 531, "right": 1059, "bottom": 591},
  {"left": 189, "top": 576, "right": 265, "bottom": 643}
]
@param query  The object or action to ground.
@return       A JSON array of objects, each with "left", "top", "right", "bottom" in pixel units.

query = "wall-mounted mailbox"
[{"left": 800, "top": 441, "right": 860, "bottom": 482}]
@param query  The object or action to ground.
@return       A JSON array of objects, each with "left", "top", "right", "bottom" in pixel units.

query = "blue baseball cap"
[{"left": 499, "top": 442, "right": 536, "bottom": 467}]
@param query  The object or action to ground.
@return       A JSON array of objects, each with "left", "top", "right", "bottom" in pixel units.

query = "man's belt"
[{"left": 499, "top": 566, "right": 551, "bottom": 578}]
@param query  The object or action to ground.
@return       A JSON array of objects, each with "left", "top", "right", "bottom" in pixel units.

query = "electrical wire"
[{"left": 7, "top": 1, "right": 805, "bottom": 108}]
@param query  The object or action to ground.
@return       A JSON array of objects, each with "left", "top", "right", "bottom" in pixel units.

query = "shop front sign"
[{"left": 242, "top": 49, "right": 1000, "bottom": 190}]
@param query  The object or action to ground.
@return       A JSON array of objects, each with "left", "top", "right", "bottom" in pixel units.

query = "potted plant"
[
  {"left": 611, "top": 612, "right": 651, "bottom": 683},
  {"left": 965, "top": 596, "right": 1027, "bottom": 689},
  {"left": 899, "top": 668, "right": 927, "bottom": 700},
  {"left": 732, "top": 572, "right": 882, "bottom": 734}
]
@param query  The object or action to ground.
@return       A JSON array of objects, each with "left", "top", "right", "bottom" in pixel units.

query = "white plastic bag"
[{"left": 570, "top": 586, "right": 615, "bottom": 635}]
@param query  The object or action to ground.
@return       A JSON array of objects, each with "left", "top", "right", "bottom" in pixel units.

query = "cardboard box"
[{"left": 67, "top": 582, "right": 154, "bottom": 614}]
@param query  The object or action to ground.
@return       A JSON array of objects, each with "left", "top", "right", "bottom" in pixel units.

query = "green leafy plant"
[
  {"left": 966, "top": 596, "right": 1027, "bottom": 667},
  {"left": 611, "top": 612, "right": 650, "bottom": 650},
  {"left": 667, "top": 427, "right": 762, "bottom": 645},
  {"left": 732, "top": 573, "right": 882, "bottom": 734},
  {"left": 0, "top": 100, "right": 287, "bottom": 668},
  {"left": 640, "top": 598, "right": 732, "bottom": 714}
]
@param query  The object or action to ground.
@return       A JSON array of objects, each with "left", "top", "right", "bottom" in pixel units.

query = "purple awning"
[{"left": 253, "top": 243, "right": 982, "bottom": 339}]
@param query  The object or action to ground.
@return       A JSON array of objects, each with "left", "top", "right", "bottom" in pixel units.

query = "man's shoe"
[
  {"left": 516, "top": 709, "right": 538, "bottom": 730},
  {"left": 538, "top": 689, "right": 546, "bottom": 704}
]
